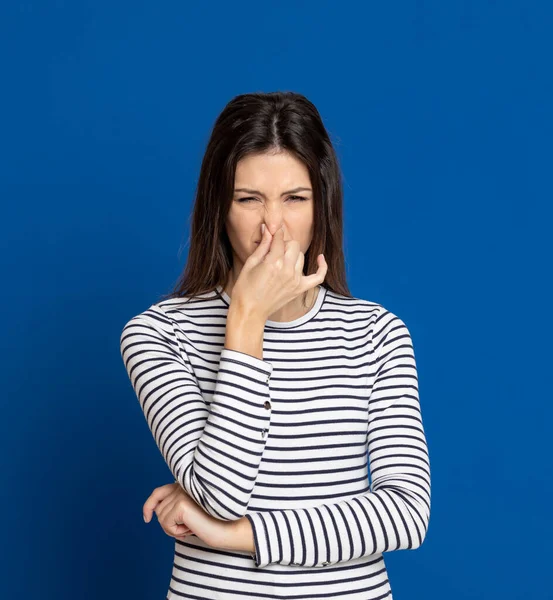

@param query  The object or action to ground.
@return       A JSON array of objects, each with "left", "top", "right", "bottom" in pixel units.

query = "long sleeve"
[
  {"left": 244, "top": 307, "right": 431, "bottom": 568},
  {"left": 120, "top": 303, "right": 273, "bottom": 521}
]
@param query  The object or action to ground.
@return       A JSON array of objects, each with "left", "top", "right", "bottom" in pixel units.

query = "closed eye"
[{"left": 237, "top": 195, "right": 308, "bottom": 203}]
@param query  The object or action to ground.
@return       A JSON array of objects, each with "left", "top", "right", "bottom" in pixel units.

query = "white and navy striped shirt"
[{"left": 120, "top": 284, "right": 431, "bottom": 599}]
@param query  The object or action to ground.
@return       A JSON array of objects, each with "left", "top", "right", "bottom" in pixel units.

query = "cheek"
[
  {"left": 288, "top": 217, "right": 313, "bottom": 245},
  {"left": 225, "top": 216, "right": 259, "bottom": 257},
  {"left": 226, "top": 213, "right": 249, "bottom": 238}
]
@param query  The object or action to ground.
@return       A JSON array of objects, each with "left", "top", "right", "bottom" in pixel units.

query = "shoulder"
[
  {"left": 324, "top": 287, "right": 382, "bottom": 318},
  {"left": 326, "top": 289, "right": 403, "bottom": 328},
  {"left": 330, "top": 289, "right": 412, "bottom": 347},
  {"left": 121, "top": 302, "right": 173, "bottom": 335},
  {"left": 121, "top": 289, "right": 226, "bottom": 339},
  {"left": 119, "top": 304, "right": 180, "bottom": 360}
]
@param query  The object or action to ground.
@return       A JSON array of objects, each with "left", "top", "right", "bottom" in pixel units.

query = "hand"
[
  {"left": 142, "top": 483, "right": 191, "bottom": 540},
  {"left": 231, "top": 222, "right": 327, "bottom": 321},
  {"left": 142, "top": 482, "right": 231, "bottom": 548}
]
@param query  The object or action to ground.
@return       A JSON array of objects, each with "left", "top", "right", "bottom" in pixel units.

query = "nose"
[
  {"left": 265, "top": 222, "right": 286, "bottom": 236},
  {"left": 255, "top": 221, "right": 284, "bottom": 243}
]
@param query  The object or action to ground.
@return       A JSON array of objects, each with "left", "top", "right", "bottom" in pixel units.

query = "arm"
[
  {"left": 217, "top": 516, "right": 256, "bottom": 555},
  {"left": 243, "top": 307, "right": 431, "bottom": 568},
  {"left": 120, "top": 303, "right": 272, "bottom": 521}
]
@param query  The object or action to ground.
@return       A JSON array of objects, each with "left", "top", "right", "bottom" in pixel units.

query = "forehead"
[{"left": 235, "top": 151, "right": 310, "bottom": 185}]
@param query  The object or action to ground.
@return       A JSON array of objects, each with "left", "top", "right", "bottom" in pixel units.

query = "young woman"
[{"left": 120, "top": 91, "right": 431, "bottom": 599}]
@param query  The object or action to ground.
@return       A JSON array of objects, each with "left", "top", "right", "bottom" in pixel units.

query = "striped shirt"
[{"left": 120, "top": 283, "right": 431, "bottom": 599}]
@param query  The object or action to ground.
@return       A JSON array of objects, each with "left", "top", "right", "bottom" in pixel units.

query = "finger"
[
  {"left": 282, "top": 223, "right": 294, "bottom": 254},
  {"left": 266, "top": 223, "right": 285, "bottom": 262},
  {"left": 170, "top": 522, "right": 189, "bottom": 536},
  {"left": 156, "top": 495, "right": 179, "bottom": 526},
  {"left": 294, "top": 250, "right": 305, "bottom": 279},
  {"left": 247, "top": 222, "right": 273, "bottom": 266},
  {"left": 165, "top": 519, "right": 188, "bottom": 537},
  {"left": 154, "top": 487, "right": 180, "bottom": 522},
  {"left": 174, "top": 525, "right": 191, "bottom": 535},
  {"left": 283, "top": 238, "right": 301, "bottom": 273},
  {"left": 143, "top": 484, "right": 176, "bottom": 523},
  {"left": 160, "top": 499, "right": 191, "bottom": 538},
  {"left": 299, "top": 254, "right": 327, "bottom": 293}
]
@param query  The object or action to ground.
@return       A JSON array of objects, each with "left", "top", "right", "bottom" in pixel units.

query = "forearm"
[
  {"left": 225, "top": 305, "right": 266, "bottom": 360},
  {"left": 217, "top": 308, "right": 267, "bottom": 552}
]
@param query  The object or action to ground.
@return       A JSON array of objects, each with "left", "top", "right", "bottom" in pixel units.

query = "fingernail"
[
  {"left": 143, "top": 514, "right": 147, "bottom": 522},
  {"left": 261, "top": 224, "right": 265, "bottom": 235}
]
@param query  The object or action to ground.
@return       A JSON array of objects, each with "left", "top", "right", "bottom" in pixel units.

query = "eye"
[{"left": 236, "top": 196, "right": 308, "bottom": 203}]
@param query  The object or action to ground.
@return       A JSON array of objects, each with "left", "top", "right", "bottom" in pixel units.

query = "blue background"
[{"left": 2, "top": 1, "right": 551, "bottom": 598}]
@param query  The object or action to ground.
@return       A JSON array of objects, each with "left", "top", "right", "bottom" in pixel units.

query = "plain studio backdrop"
[{"left": 1, "top": 1, "right": 551, "bottom": 599}]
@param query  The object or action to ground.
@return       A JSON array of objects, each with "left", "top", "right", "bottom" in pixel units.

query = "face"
[{"left": 225, "top": 150, "right": 314, "bottom": 269}]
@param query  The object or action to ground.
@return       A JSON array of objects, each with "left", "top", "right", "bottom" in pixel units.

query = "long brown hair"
[{"left": 159, "top": 91, "right": 352, "bottom": 306}]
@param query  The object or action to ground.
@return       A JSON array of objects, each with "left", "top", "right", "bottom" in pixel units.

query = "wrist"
[
  {"left": 216, "top": 518, "right": 242, "bottom": 551},
  {"left": 227, "top": 303, "right": 266, "bottom": 327},
  {"left": 225, "top": 308, "right": 266, "bottom": 360},
  {"left": 215, "top": 517, "right": 255, "bottom": 553}
]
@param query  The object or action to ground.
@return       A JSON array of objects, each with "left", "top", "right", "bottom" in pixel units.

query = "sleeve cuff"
[
  {"left": 244, "top": 513, "right": 268, "bottom": 568},
  {"left": 219, "top": 348, "right": 273, "bottom": 378}
]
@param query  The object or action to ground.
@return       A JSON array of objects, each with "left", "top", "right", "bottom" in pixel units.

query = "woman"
[{"left": 120, "top": 91, "right": 431, "bottom": 599}]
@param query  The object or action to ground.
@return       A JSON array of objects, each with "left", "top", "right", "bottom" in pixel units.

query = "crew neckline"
[{"left": 215, "top": 284, "right": 327, "bottom": 329}]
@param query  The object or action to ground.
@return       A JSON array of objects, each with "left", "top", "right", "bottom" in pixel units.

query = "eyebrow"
[{"left": 234, "top": 186, "right": 312, "bottom": 197}]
